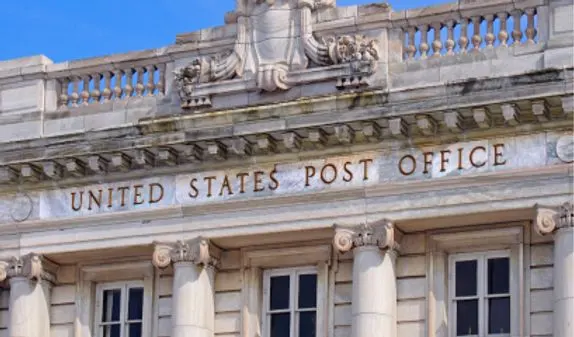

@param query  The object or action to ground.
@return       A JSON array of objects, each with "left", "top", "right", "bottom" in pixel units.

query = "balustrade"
[
  {"left": 56, "top": 63, "right": 166, "bottom": 109},
  {"left": 400, "top": 5, "right": 541, "bottom": 61}
]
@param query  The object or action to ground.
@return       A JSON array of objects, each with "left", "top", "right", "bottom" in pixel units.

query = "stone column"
[
  {"left": 534, "top": 202, "right": 574, "bottom": 337},
  {"left": 0, "top": 253, "right": 55, "bottom": 337},
  {"left": 152, "top": 237, "right": 221, "bottom": 337},
  {"left": 333, "top": 220, "right": 399, "bottom": 337}
]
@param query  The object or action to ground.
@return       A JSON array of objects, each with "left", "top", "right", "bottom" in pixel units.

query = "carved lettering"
[
  {"left": 342, "top": 161, "right": 353, "bottom": 182},
  {"left": 149, "top": 183, "right": 164, "bottom": 204},
  {"left": 399, "top": 155, "right": 416, "bottom": 176},
  {"left": 237, "top": 172, "right": 249, "bottom": 193},
  {"left": 470, "top": 146, "right": 487, "bottom": 168},
  {"left": 71, "top": 191, "right": 84, "bottom": 212},
  {"left": 440, "top": 150, "right": 451, "bottom": 172},
  {"left": 269, "top": 168, "right": 279, "bottom": 191},
  {"left": 423, "top": 152, "right": 434, "bottom": 174},
  {"left": 359, "top": 159, "right": 373, "bottom": 181},
  {"left": 88, "top": 190, "right": 103, "bottom": 210},
  {"left": 493, "top": 144, "right": 506, "bottom": 166},
  {"left": 133, "top": 185, "right": 145, "bottom": 205},
  {"left": 305, "top": 166, "right": 316, "bottom": 187},
  {"left": 204, "top": 176, "right": 216, "bottom": 197},
  {"left": 189, "top": 178, "right": 199, "bottom": 198},
  {"left": 320, "top": 164, "right": 338, "bottom": 184}
]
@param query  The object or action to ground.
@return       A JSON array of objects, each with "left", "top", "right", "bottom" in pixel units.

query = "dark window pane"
[
  {"left": 488, "top": 258, "right": 510, "bottom": 294},
  {"left": 102, "top": 289, "right": 121, "bottom": 322},
  {"left": 128, "top": 323, "right": 142, "bottom": 337},
  {"left": 456, "top": 300, "right": 478, "bottom": 336},
  {"left": 299, "top": 311, "right": 317, "bottom": 337},
  {"left": 128, "top": 287, "right": 144, "bottom": 320},
  {"left": 270, "top": 276, "right": 290, "bottom": 310},
  {"left": 455, "top": 260, "right": 477, "bottom": 297},
  {"left": 298, "top": 274, "right": 317, "bottom": 309},
  {"left": 103, "top": 324, "right": 121, "bottom": 337},
  {"left": 271, "top": 313, "right": 290, "bottom": 337},
  {"left": 489, "top": 297, "right": 510, "bottom": 334}
]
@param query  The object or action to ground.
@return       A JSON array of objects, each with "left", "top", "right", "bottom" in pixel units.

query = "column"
[
  {"left": 534, "top": 202, "right": 574, "bottom": 337},
  {"left": 333, "top": 220, "right": 399, "bottom": 337},
  {"left": 152, "top": 237, "right": 221, "bottom": 337},
  {"left": 0, "top": 253, "right": 55, "bottom": 337}
]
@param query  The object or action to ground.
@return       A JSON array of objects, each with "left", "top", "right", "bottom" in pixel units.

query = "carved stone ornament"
[
  {"left": 534, "top": 202, "right": 574, "bottom": 236},
  {"left": 152, "top": 237, "right": 221, "bottom": 268},
  {"left": 174, "top": 0, "right": 380, "bottom": 107},
  {"left": 333, "top": 220, "right": 397, "bottom": 253},
  {"left": 0, "top": 253, "right": 55, "bottom": 282}
]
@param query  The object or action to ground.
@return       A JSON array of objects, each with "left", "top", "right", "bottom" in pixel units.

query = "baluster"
[
  {"left": 471, "top": 16, "right": 482, "bottom": 52},
  {"left": 485, "top": 14, "right": 495, "bottom": 48},
  {"left": 431, "top": 23, "right": 443, "bottom": 57},
  {"left": 70, "top": 76, "right": 80, "bottom": 107},
  {"left": 58, "top": 78, "right": 70, "bottom": 109},
  {"left": 445, "top": 20, "right": 455, "bottom": 56},
  {"left": 525, "top": 8, "right": 537, "bottom": 44},
  {"left": 156, "top": 64, "right": 166, "bottom": 96},
  {"left": 497, "top": 12, "right": 509, "bottom": 47},
  {"left": 135, "top": 67, "right": 145, "bottom": 97},
  {"left": 406, "top": 27, "right": 416, "bottom": 60},
  {"left": 124, "top": 69, "right": 134, "bottom": 98},
  {"left": 81, "top": 75, "right": 91, "bottom": 106},
  {"left": 113, "top": 69, "right": 123, "bottom": 100},
  {"left": 511, "top": 9, "right": 523, "bottom": 45},
  {"left": 91, "top": 73, "right": 102, "bottom": 103},
  {"left": 146, "top": 65, "right": 156, "bottom": 96},
  {"left": 418, "top": 25, "right": 429, "bottom": 59},
  {"left": 458, "top": 18, "right": 469, "bottom": 53},
  {"left": 102, "top": 71, "right": 112, "bottom": 102}
]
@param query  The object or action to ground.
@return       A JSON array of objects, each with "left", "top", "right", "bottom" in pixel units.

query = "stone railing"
[
  {"left": 54, "top": 61, "right": 167, "bottom": 109},
  {"left": 394, "top": 1, "right": 544, "bottom": 61}
]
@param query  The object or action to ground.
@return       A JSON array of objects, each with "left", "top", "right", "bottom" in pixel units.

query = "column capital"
[
  {"left": 533, "top": 202, "right": 574, "bottom": 236},
  {"left": 333, "top": 219, "right": 400, "bottom": 253},
  {"left": 152, "top": 237, "right": 222, "bottom": 269},
  {"left": 0, "top": 253, "right": 57, "bottom": 283}
]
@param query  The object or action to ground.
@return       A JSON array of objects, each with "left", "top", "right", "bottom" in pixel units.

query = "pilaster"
[
  {"left": 533, "top": 202, "right": 574, "bottom": 337},
  {"left": 152, "top": 237, "right": 221, "bottom": 337},
  {"left": 0, "top": 253, "right": 57, "bottom": 337},
  {"left": 333, "top": 220, "right": 400, "bottom": 337}
]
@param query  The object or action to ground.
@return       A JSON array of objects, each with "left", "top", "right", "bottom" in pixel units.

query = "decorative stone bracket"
[
  {"left": 152, "top": 237, "right": 222, "bottom": 268},
  {"left": 333, "top": 219, "right": 400, "bottom": 253},
  {"left": 0, "top": 253, "right": 57, "bottom": 283},
  {"left": 533, "top": 202, "right": 574, "bottom": 236},
  {"left": 174, "top": 0, "right": 381, "bottom": 108}
]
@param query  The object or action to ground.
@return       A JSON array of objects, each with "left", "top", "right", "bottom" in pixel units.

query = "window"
[
  {"left": 449, "top": 251, "right": 511, "bottom": 337},
  {"left": 263, "top": 267, "right": 318, "bottom": 337},
  {"left": 95, "top": 281, "right": 145, "bottom": 337}
]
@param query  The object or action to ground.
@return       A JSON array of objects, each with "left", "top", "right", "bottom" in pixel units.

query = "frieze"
[{"left": 0, "top": 132, "right": 566, "bottom": 222}]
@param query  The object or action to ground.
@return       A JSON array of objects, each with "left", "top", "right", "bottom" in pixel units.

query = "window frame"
[
  {"left": 262, "top": 266, "right": 319, "bottom": 337},
  {"left": 95, "top": 280, "right": 146, "bottom": 337},
  {"left": 448, "top": 250, "right": 513, "bottom": 337},
  {"left": 75, "top": 261, "right": 154, "bottom": 337},
  {"left": 427, "top": 226, "right": 525, "bottom": 337}
]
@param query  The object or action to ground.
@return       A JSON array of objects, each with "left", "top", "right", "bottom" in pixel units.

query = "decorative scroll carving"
[
  {"left": 534, "top": 202, "right": 574, "bottom": 235},
  {"left": 333, "top": 220, "right": 397, "bottom": 253},
  {"left": 152, "top": 237, "right": 221, "bottom": 268},
  {"left": 0, "top": 253, "right": 55, "bottom": 282},
  {"left": 174, "top": 0, "right": 380, "bottom": 107}
]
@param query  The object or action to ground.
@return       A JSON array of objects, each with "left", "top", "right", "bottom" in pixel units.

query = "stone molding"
[
  {"left": 534, "top": 202, "right": 574, "bottom": 235},
  {"left": 0, "top": 253, "right": 57, "bottom": 282},
  {"left": 333, "top": 219, "right": 399, "bottom": 253},
  {"left": 152, "top": 237, "right": 222, "bottom": 268}
]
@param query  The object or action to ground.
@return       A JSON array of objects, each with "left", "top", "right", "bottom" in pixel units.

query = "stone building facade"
[{"left": 0, "top": 0, "right": 572, "bottom": 337}]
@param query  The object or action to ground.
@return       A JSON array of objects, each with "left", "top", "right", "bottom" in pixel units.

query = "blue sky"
[{"left": 0, "top": 0, "right": 447, "bottom": 63}]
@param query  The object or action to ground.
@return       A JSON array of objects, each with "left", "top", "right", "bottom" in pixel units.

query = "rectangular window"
[
  {"left": 96, "top": 281, "right": 144, "bottom": 337},
  {"left": 450, "top": 252, "right": 511, "bottom": 337},
  {"left": 263, "top": 267, "right": 318, "bottom": 337}
]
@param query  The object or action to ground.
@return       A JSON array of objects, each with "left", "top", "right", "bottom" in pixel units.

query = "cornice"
[{"left": 0, "top": 68, "right": 572, "bottom": 188}]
